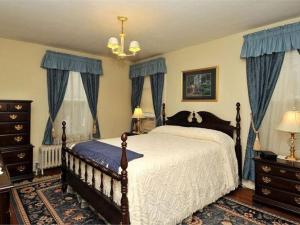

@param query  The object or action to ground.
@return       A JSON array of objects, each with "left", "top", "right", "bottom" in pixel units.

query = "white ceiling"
[{"left": 0, "top": 0, "right": 299, "bottom": 61}]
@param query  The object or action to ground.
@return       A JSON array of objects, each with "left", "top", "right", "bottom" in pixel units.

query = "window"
[
  {"left": 140, "top": 76, "right": 156, "bottom": 132},
  {"left": 53, "top": 71, "right": 93, "bottom": 144},
  {"left": 260, "top": 50, "right": 300, "bottom": 156}
]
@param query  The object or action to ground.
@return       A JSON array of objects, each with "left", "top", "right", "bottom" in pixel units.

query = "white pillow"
[{"left": 150, "top": 125, "right": 234, "bottom": 146}]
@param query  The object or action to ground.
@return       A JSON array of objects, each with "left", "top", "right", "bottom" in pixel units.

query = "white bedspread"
[{"left": 70, "top": 125, "right": 238, "bottom": 225}]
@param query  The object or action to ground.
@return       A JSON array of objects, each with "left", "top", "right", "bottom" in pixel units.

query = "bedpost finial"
[
  {"left": 62, "top": 121, "right": 66, "bottom": 131},
  {"left": 236, "top": 102, "right": 240, "bottom": 108},
  {"left": 121, "top": 132, "right": 128, "bottom": 142},
  {"left": 62, "top": 121, "right": 67, "bottom": 146}
]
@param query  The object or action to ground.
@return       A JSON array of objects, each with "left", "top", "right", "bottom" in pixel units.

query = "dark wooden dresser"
[
  {"left": 0, "top": 100, "right": 33, "bottom": 182},
  {"left": 254, "top": 157, "right": 300, "bottom": 215}
]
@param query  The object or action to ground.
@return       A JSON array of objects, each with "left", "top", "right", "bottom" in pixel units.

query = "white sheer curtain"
[
  {"left": 54, "top": 71, "right": 93, "bottom": 144},
  {"left": 260, "top": 50, "right": 300, "bottom": 157}
]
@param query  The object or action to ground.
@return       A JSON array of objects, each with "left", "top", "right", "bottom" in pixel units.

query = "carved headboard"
[{"left": 162, "top": 103, "right": 242, "bottom": 184}]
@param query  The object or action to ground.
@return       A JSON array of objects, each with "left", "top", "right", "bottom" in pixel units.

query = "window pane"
[
  {"left": 54, "top": 71, "right": 93, "bottom": 144},
  {"left": 260, "top": 51, "right": 300, "bottom": 157}
]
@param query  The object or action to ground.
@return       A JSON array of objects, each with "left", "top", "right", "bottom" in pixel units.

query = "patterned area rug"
[{"left": 11, "top": 176, "right": 298, "bottom": 225}]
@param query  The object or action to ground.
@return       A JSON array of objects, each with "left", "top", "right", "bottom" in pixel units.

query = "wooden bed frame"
[{"left": 61, "top": 102, "right": 241, "bottom": 225}]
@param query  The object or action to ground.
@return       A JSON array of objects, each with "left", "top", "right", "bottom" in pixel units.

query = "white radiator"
[{"left": 39, "top": 145, "right": 62, "bottom": 175}]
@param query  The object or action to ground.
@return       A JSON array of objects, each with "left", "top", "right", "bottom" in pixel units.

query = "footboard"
[{"left": 61, "top": 121, "right": 130, "bottom": 225}]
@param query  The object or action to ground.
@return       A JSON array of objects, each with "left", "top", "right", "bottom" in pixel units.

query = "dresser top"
[
  {"left": 0, "top": 100, "right": 32, "bottom": 103},
  {"left": 254, "top": 157, "right": 300, "bottom": 169}
]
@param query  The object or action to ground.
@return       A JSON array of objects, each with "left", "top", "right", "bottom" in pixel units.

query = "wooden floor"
[{"left": 10, "top": 168, "right": 300, "bottom": 224}]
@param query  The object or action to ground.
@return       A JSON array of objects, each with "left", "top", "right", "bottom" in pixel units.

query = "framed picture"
[{"left": 182, "top": 66, "right": 218, "bottom": 101}]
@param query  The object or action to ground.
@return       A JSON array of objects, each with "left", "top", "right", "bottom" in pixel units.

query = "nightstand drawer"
[
  {"left": 0, "top": 134, "right": 30, "bottom": 146},
  {"left": 1, "top": 146, "right": 32, "bottom": 164},
  {"left": 256, "top": 185, "right": 300, "bottom": 207},
  {"left": 0, "top": 112, "right": 30, "bottom": 122},
  {"left": 256, "top": 162, "right": 300, "bottom": 181},
  {"left": 257, "top": 173, "right": 300, "bottom": 194},
  {"left": 0, "top": 122, "right": 30, "bottom": 135}
]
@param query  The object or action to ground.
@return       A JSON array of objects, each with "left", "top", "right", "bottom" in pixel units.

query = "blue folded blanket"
[{"left": 73, "top": 140, "right": 143, "bottom": 173}]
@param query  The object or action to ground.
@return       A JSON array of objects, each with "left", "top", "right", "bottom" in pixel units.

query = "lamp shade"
[
  {"left": 129, "top": 41, "right": 141, "bottom": 53},
  {"left": 132, "top": 107, "right": 144, "bottom": 119},
  {"left": 107, "top": 37, "right": 119, "bottom": 49},
  {"left": 277, "top": 110, "right": 300, "bottom": 133}
]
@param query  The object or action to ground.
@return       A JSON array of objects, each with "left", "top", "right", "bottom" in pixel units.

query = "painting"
[{"left": 182, "top": 66, "right": 218, "bottom": 101}]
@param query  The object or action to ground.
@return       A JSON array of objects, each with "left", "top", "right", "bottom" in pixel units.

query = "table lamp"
[
  {"left": 277, "top": 109, "right": 300, "bottom": 161},
  {"left": 132, "top": 106, "right": 145, "bottom": 134}
]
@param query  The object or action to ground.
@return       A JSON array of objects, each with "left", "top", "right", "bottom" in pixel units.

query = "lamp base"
[
  {"left": 285, "top": 133, "right": 297, "bottom": 161},
  {"left": 285, "top": 155, "right": 297, "bottom": 161}
]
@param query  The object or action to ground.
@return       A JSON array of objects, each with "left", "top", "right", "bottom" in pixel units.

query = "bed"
[{"left": 61, "top": 102, "right": 242, "bottom": 225}]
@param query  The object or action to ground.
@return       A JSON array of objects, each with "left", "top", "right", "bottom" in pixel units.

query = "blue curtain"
[
  {"left": 241, "top": 21, "right": 300, "bottom": 58},
  {"left": 131, "top": 77, "right": 145, "bottom": 130},
  {"left": 42, "top": 50, "right": 103, "bottom": 75},
  {"left": 150, "top": 73, "right": 165, "bottom": 126},
  {"left": 243, "top": 52, "right": 285, "bottom": 180},
  {"left": 43, "top": 69, "right": 69, "bottom": 144},
  {"left": 129, "top": 57, "right": 167, "bottom": 79},
  {"left": 81, "top": 73, "right": 100, "bottom": 138}
]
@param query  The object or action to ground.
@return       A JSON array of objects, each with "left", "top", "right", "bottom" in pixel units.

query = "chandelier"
[{"left": 107, "top": 16, "right": 141, "bottom": 58}]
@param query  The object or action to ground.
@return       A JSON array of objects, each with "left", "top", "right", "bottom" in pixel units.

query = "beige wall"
[
  {"left": 0, "top": 38, "right": 131, "bottom": 167},
  {"left": 162, "top": 16, "right": 300, "bottom": 169}
]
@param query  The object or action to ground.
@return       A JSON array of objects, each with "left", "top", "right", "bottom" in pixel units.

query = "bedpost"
[
  {"left": 120, "top": 133, "right": 130, "bottom": 225},
  {"left": 235, "top": 102, "right": 242, "bottom": 185},
  {"left": 162, "top": 103, "right": 166, "bottom": 125},
  {"left": 61, "top": 121, "right": 67, "bottom": 193}
]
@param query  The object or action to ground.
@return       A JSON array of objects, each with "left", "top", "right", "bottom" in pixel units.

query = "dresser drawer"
[
  {"left": 256, "top": 173, "right": 300, "bottom": 194},
  {"left": 7, "top": 102, "right": 30, "bottom": 112},
  {"left": 6, "top": 162, "right": 32, "bottom": 177},
  {"left": 0, "top": 134, "right": 30, "bottom": 146},
  {"left": 256, "top": 185, "right": 300, "bottom": 207},
  {"left": 256, "top": 162, "right": 300, "bottom": 181},
  {"left": 0, "top": 122, "right": 30, "bottom": 135},
  {"left": 0, "top": 103, "right": 8, "bottom": 112},
  {"left": 0, "top": 112, "right": 30, "bottom": 122},
  {"left": 1, "top": 146, "right": 32, "bottom": 164}
]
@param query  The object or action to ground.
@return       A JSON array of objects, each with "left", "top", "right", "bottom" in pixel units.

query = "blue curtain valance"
[
  {"left": 241, "top": 21, "right": 300, "bottom": 58},
  {"left": 41, "top": 50, "right": 103, "bottom": 75},
  {"left": 129, "top": 57, "right": 167, "bottom": 79}
]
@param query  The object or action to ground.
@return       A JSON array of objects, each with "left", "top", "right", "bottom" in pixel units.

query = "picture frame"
[{"left": 182, "top": 66, "right": 218, "bottom": 101}]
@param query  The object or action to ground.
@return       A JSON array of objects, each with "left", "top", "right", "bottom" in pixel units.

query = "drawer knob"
[
  {"left": 17, "top": 152, "right": 26, "bottom": 159},
  {"left": 296, "top": 173, "right": 300, "bottom": 180},
  {"left": 279, "top": 169, "right": 286, "bottom": 174},
  {"left": 9, "top": 114, "right": 18, "bottom": 120},
  {"left": 14, "top": 124, "right": 23, "bottom": 131},
  {"left": 14, "top": 105, "right": 23, "bottom": 110},
  {"left": 295, "top": 185, "right": 300, "bottom": 192},
  {"left": 17, "top": 165, "right": 26, "bottom": 172},
  {"left": 262, "top": 165, "right": 271, "bottom": 173},
  {"left": 262, "top": 176, "right": 272, "bottom": 184},
  {"left": 295, "top": 197, "right": 300, "bottom": 205},
  {"left": 262, "top": 188, "right": 271, "bottom": 196},
  {"left": 14, "top": 136, "right": 23, "bottom": 142}
]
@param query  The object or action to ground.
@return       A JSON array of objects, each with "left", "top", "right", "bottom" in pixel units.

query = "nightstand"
[
  {"left": 253, "top": 157, "right": 300, "bottom": 215},
  {"left": 0, "top": 155, "right": 13, "bottom": 224}
]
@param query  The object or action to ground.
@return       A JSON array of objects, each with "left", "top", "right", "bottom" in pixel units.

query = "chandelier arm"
[{"left": 108, "top": 16, "right": 140, "bottom": 58}]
